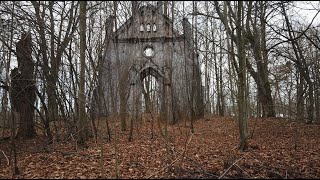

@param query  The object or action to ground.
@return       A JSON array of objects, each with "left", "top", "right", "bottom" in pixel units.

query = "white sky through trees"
[{"left": 0, "top": 1, "right": 319, "bottom": 113}]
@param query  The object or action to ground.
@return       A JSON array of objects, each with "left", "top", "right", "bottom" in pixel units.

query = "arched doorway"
[
  {"left": 128, "top": 66, "right": 165, "bottom": 120},
  {"left": 140, "top": 68, "right": 161, "bottom": 114}
]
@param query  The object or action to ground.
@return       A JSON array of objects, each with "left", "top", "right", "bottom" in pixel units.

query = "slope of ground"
[{"left": 0, "top": 116, "right": 320, "bottom": 179}]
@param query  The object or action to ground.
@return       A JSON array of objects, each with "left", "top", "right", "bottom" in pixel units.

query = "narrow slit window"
[
  {"left": 146, "top": 23, "right": 151, "bottom": 32},
  {"left": 152, "top": 23, "right": 157, "bottom": 32},
  {"left": 140, "top": 24, "right": 144, "bottom": 32}
]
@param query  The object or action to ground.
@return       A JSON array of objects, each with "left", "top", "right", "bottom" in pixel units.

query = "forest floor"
[{"left": 1, "top": 115, "right": 320, "bottom": 179}]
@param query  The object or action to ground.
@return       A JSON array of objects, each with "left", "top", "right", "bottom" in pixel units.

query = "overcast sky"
[{"left": 294, "top": 1, "right": 320, "bottom": 26}]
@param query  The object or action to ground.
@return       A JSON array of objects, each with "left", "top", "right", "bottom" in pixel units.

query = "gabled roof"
[{"left": 113, "top": 3, "right": 183, "bottom": 39}]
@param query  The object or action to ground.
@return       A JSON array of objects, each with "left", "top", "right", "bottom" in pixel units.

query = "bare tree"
[
  {"left": 280, "top": 2, "right": 317, "bottom": 123},
  {"left": 31, "top": 1, "right": 80, "bottom": 142},
  {"left": 214, "top": 1, "right": 249, "bottom": 150},
  {"left": 245, "top": 1, "right": 275, "bottom": 117}
]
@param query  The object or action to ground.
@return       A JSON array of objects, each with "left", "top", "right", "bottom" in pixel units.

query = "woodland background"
[{"left": 0, "top": 1, "right": 320, "bottom": 179}]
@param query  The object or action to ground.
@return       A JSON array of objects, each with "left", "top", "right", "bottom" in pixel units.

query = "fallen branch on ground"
[
  {"left": 0, "top": 150, "right": 9, "bottom": 166},
  {"left": 219, "top": 155, "right": 246, "bottom": 179},
  {"left": 146, "top": 131, "right": 194, "bottom": 179}
]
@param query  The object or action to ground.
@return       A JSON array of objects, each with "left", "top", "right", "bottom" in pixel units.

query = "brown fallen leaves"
[{"left": 0, "top": 116, "right": 320, "bottom": 179}]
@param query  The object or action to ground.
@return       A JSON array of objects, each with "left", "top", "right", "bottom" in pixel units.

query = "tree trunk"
[
  {"left": 218, "top": 23, "right": 225, "bottom": 116},
  {"left": 193, "top": 2, "right": 204, "bottom": 120},
  {"left": 227, "top": 31, "right": 237, "bottom": 117},
  {"left": 315, "top": 50, "right": 320, "bottom": 122},
  {"left": 245, "top": 1, "right": 275, "bottom": 118},
  {"left": 214, "top": 1, "right": 249, "bottom": 150},
  {"left": 112, "top": 1, "right": 127, "bottom": 131},
  {"left": 236, "top": 2, "right": 249, "bottom": 151},
  {"left": 142, "top": 76, "right": 152, "bottom": 113},
  {"left": 315, "top": 86, "right": 320, "bottom": 122},
  {"left": 296, "top": 72, "right": 304, "bottom": 120},
  {"left": 204, "top": 1, "right": 211, "bottom": 114},
  {"left": 77, "top": 0, "right": 88, "bottom": 147}
]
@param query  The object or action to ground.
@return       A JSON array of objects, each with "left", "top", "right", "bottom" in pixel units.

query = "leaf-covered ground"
[{"left": 1, "top": 116, "right": 320, "bottom": 179}]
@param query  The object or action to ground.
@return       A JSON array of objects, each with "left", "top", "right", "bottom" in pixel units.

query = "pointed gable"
[{"left": 114, "top": 4, "right": 182, "bottom": 41}]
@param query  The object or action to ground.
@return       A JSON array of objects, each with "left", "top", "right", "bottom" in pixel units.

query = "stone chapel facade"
[{"left": 92, "top": 2, "right": 204, "bottom": 123}]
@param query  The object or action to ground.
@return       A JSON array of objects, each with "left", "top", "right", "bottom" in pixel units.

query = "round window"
[{"left": 143, "top": 46, "right": 155, "bottom": 57}]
